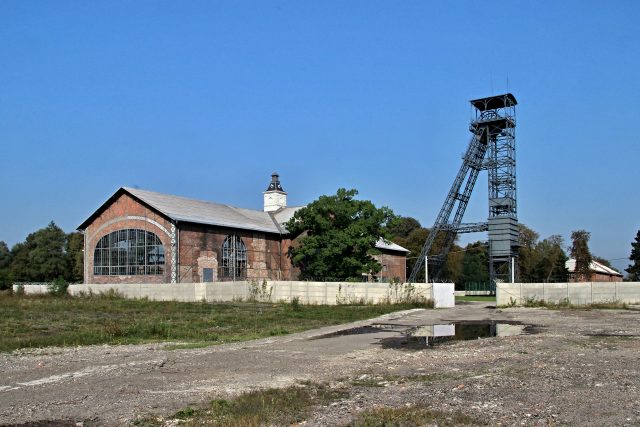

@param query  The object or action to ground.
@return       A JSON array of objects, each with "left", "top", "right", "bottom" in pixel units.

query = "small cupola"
[
  {"left": 263, "top": 172, "right": 287, "bottom": 212},
  {"left": 266, "top": 173, "right": 285, "bottom": 192}
]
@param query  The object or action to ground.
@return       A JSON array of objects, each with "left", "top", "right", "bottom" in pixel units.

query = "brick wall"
[
  {"left": 82, "top": 192, "right": 406, "bottom": 284},
  {"left": 178, "top": 223, "right": 294, "bottom": 283},
  {"left": 569, "top": 272, "right": 624, "bottom": 283},
  {"left": 373, "top": 250, "right": 407, "bottom": 282},
  {"left": 84, "top": 193, "right": 174, "bottom": 284}
]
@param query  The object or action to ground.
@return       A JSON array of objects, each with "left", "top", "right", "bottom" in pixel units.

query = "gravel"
[{"left": 1, "top": 303, "right": 639, "bottom": 426}]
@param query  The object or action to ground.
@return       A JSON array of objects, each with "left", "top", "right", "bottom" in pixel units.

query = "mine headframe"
[{"left": 408, "top": 93, "right": 518, "bottom": 284}]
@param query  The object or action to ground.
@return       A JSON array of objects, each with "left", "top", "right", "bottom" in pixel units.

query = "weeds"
[
  {"left": 247, "top": 279, "right": 272, "bottom": 303},
  {"left": 348, "top": 405, "right": 482, "bottom": 426},
  {"left": 290, "top": 296, "right": 302, "bottom": 311},
  {"left": 520, "top": 297, "right": 629, "bottom": 310},
  {"left": 47, "top": 278, "right": 69, "bottom": 296},
  {"left": 139, "top": 382, "right": 348, "bottom": 426},
  {"left": 0, "top": 293, "right": 428, "bottom": 352}
]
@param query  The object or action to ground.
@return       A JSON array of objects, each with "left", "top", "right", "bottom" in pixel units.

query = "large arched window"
[
  {"left": 221, "top": 235, "right": 247, "bottom": 279},
  {"left": 94, "top": 229, "right": 165, "bottom": 276}
]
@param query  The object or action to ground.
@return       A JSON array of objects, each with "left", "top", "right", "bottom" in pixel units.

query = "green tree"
[
  {"left": 386, "top": 216, "right": 421, "bottom": 239},
  {"left": 9, "top": 242, "right": 30, "bottom": 281},
  {"left": 0, "top": 241, "right": 10, "bottom": 269},
  {"left": 461, "top": 241, "right": 489, "bottom": 284},
  {"left": 286, "top": 189, "right": 394, "bottom": 281},
  {"left": 531, "top": 235, "right": 569, "bottom": 282},
  {"left": 385, "top": 217, "right": 462, "bottom": 283},
  {"left": 570, "top": 229, "right": 592, "bottom": 281},
  {"left": 0, "top": 241, "right": 12, "bottom": 290},
  {"left": 9, "top": 222, "right": 69, "bottom": 282},
  {"left": 626, "top": 230, "right": 640, "bottom": 281},
  {"left": 66, "top": 232, "right": 84, "bottom": 282},
  {"left": 518, "top": 224, "right": 540, "bottom": 282}
]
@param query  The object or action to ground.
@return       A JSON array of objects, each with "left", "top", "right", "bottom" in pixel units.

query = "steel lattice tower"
[{"left": 408, "top": 94, "right": 518, "bottom": 284}]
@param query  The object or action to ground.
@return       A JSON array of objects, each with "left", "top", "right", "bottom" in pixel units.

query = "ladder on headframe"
[{"left": 407, "top": 125, "right": 489, "bottom": 283}]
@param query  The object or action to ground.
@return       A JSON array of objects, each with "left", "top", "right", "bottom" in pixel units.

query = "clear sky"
[{"left": 1, "top": 1, "right": 638, "bottom": 274}]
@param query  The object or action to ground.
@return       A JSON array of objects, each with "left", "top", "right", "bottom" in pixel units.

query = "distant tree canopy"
[
  {"left": 285, "top": 188, "right": 394, "bottom": 281},
  {"left": 0, "top": 222, "right": 83, "bottom": 290},
  {"left": 518, "top": 225, "right": 569, "bottom": 283},
  {"left": 570, "top": 229, "right": 593, "bottom": 281},
  {"left": 461, "top": 241, "right": 489, "bottom": 284},
  {"left": 387, "top": 220, "right": 574, "bottom": 286},
  {"left": 385, "top": 216, "right": 463, "bottom": 284},
  {"left": 627, "top": 230, "right": 640, "bottom": 281}
]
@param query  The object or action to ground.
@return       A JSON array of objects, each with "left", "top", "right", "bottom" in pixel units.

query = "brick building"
[
  {"left": 566, "top": 258, "right": 623, "bottom": 282},
  {"left": 78, "top": 174, "right": 409, "bottom": 284}
]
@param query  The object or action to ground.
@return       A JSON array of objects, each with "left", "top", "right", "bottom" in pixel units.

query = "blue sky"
[{"left": 1, "top": 1, "right": 638, "bottom": 274}]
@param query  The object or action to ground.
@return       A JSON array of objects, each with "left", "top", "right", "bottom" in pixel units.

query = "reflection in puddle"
[
  {"left": 311, "top": 320, "right": 540, "bottom": 349},
  {"left": 311, "top": 323, "right": 411, "bottom": 339},
  {"left": 380, "top": 321, "right": 538, "bottom": 350}
]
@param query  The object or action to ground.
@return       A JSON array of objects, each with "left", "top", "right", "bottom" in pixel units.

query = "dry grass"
[
  {"left": 0, "top": 292, "right": 430, "bottom": 352},
  {"left": 133, "top": 382, "right": 348, "bottom": 426}
]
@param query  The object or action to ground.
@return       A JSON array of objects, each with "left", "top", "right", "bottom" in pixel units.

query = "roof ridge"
[{"left": 125, "top": 186, "right": 264, "bottom": 214}]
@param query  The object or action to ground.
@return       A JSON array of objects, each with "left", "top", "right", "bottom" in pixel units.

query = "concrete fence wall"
[
  {"left": 497, "top": 282, "right": 640, "bottom": 306},
  {"left": 14, "top": 281, "right": 455, "bottom": 308}
]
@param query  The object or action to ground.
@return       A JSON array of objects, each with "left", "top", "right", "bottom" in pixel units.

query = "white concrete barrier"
[
  {"left": 497, "top": 282, "right": 640, "bottom": 306},
  {"left": 432, "top": 283, "right": 455, "bottom": 308},
  {"left": 14, "top": 281, "right": 455, "bottom": 307}
]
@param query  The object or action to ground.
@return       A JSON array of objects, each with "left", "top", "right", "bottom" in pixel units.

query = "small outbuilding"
[{"left": 566, "top": 258, "right": 623, "bottom": 282}]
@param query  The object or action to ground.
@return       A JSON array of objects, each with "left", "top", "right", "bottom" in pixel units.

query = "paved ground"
[{"left": 1, "top": 302, "right": 640, "bottom": 426}]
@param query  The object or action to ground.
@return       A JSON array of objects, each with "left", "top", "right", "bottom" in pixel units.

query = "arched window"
[
  {"left": 94, "top": 229, "right": 165, "bottom": 276},
  {"left": 221, "top": 235, "right": 247, "bottom": 279}
]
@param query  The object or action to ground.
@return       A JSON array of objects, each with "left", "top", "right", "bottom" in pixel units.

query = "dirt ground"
[{"left": 1, "top": 302, "right": 639, "bottom": 426}]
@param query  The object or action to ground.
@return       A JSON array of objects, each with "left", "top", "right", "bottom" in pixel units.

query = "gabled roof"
[
  {"left": 78, "top": 187, "right": 284, "bottom": 234},
  {"left": 78, "top": 187, "right": 410, "bottom": 253},
  {"left": 565, "top": 259, "right": 622, "bottom": 277},
  {"left": 376, "top": 238, "right": 410, "bottom": 253}
]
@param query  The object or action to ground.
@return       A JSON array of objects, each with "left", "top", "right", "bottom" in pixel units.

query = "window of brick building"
[
  {"left": 94, "top": 229, "right": 165, "bottom": 275},
  {"left": 221, "top": 235, "right": 247, "bottom": 280}
]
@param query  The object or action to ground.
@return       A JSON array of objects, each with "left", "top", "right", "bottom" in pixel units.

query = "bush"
[
  {"left": 290, "top": 296, "right": 302, "bottom": 311},
  {"left": 47, "top": 277, "right": 69, "bottom": 296},
  {"left": 0, "top": 270, "right": 11, "bottom": 291}
]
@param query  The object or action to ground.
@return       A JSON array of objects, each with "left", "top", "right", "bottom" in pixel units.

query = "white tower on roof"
[{"left": 263, "top": 172, "right": 287, "bottom": 212}]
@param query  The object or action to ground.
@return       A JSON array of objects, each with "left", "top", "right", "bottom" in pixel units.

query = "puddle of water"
[
  {"left": 380, "top": 321, "right": 539, "bottom": 350},
  {"left": 312, "top": 325, "right": 384, "bottom": 339},
  {"left": 312, "top": 320, "right": 540, "bottom": 347}
]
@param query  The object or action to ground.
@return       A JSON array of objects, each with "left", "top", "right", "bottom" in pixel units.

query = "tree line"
[
  {"left": 1, "top": 191, "right": 639, "bottom": 289},
  {"left": 385, "top": 217, "right": 637, "bottom": 286},
  {"left": 284, "top": 188, "right": 639, "bottom": 285},
  {"left": 0, "top": 221, "right": 83, "bottom": 290}
]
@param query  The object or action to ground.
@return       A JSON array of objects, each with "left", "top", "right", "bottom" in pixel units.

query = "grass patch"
[
  {"left": 521, "top": 297, "right": 629, "bottom": 310},
  {"left": 135, "top": 382, "right": 348, "bottom": 426},
  {"left": 348, "top": 405, "right": 482, "bottom": 426},
  {"left": 455, "top": 295, "right": 496, "bottom": 302},
  {"left": 0, "top": 293, "right": 429, "bottom": 352}
]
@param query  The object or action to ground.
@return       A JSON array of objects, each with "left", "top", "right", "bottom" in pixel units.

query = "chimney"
[{"left": 263, "top": 172, "right": 287, "bottom": 212}]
